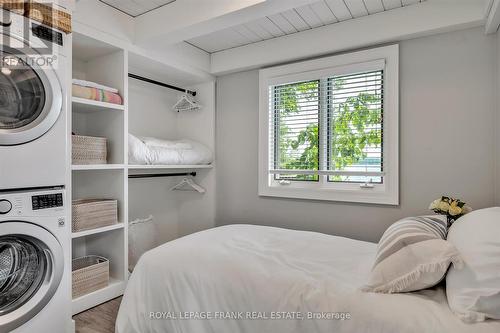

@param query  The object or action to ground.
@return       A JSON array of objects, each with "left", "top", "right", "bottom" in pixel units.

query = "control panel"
[
  {"left": 0, "top": 188, "right": 65, "bottom": 217},
  {"left": 32, "top": 193, "right": 63, "bottom": 210},
  {"left": 32, "top": 23, "right": 63, "bottom": 46}
]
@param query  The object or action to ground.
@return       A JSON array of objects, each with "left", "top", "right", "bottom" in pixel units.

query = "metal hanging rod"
[
  {"left": 128, "top": 73, "right": 196, "bottom": 96},
  {"left": 128, "top": 172, "right": 197, "bottom": 179}
]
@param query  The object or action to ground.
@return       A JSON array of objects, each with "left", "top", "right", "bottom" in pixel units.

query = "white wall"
[
  {"left": 128, "top": 79, "right": 216, "bottom": 243},
  {"left": 176, "top": 82, "right": 217, "bottom": 237},
  {"left": 497, "top": 32, "right": 500, "bottom": 206},
  {"left": 128, "top": 80, "right": 181, "bottom": 243},
  {"left": 215, "top": 27, "right": 497, "bottom": 242}
]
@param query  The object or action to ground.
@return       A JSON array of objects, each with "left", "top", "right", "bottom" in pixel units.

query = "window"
[{"left": 259, "top": 45, "right": 399, "bottom": 205}]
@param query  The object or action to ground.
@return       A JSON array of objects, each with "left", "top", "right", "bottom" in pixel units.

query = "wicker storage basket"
[
  {"left": 0, "top": 1, "right": 72, "bottom": 33},
  {"left": 72, "top": 255, "right": 109, "bottom": 299},
  {"left": 0, "top": 1, "right": 25, "bottom": 15},
  {"left": 26, "top": 2, "right": 72, "bottom": 34},
  {"left": 72, "top": 135, "right": 107, "bottom": 165},
  {"left": 72, "top": 199, "right": 118, "bottom": 233}
]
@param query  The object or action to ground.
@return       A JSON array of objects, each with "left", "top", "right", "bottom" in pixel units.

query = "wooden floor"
[{"left": 73, "top": 297, "right": 122, "bottom": 333}]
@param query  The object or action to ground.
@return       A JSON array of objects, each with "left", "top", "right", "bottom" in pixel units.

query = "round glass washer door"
[
  {"left": 0, "top": 39, "right": 62, "bottom": 145},
  {"left": 0, "top": 222, "right": 63, "bottom": 332}
]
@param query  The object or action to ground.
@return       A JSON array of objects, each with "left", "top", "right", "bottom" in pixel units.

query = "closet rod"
[
  {"left": 128, "top": 172, "right": 197, "bottom": 179},
  {"left": 128, "top": 73, "right": 197, "bottom": 96},
  {"left": 128, "top": 172, "right": 196, "bottom": 178}
]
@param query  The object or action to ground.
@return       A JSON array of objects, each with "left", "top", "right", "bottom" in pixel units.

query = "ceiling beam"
[
  {"left": 73, "top": 0, "right": 213, "bottom": 84},
  {"left": 134, "top": 0, "right": 320, "bottom": 46},
  {"left": 211, "top": 0, "right": 487, "bottom": 75},
  {"left": 73, "top": 0, "right": 135, "bottom": 44}
]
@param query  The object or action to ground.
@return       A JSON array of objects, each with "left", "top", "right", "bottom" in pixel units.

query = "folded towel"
[
  {"left": 72, "top": 84, "right": 123, "bottom": 105},
  {"left": 72, "top": 79, "right": 119, "bottom": 93}
]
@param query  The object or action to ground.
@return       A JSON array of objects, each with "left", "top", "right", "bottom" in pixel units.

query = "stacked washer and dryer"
[{"left": 0, "top": 4, "right": 71, "bottom": 333}]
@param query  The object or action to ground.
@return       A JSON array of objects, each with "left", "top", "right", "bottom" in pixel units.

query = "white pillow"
[
  {"left": 362, "top": 216, "right": 463, "bottom": 293},
  {"left": 446, "top": 207, "right": 500, "bottom": 323}
]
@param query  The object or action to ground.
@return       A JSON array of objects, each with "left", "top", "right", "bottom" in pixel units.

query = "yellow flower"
[
  {"left": 438, "top": 201, "right": 450, "bottom": 212},
  {"left": 449, "top": 204, "right": 462, "bottom": 216},
  {"left": 429, "top": 199, "right": 440, "bottom": 210}
]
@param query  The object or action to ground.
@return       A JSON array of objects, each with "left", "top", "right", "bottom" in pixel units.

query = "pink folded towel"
[{"left": 72, "top": 84, "right": 123, "bottom": 105}]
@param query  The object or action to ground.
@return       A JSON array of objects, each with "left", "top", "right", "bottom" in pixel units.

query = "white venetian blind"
[
  {"left": 269, "top": 68, "right": 384, "bottom": 183},
  {"left": 269, "top": 79, "right": 320, "bottom": 181}
]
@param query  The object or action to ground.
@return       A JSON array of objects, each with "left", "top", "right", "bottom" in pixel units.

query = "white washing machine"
[
  {"left": 0, "top": 187, "right": 70, "bottom": 333},
  {"left": 0, "top": 8, "right": 69, "bottom": 190}
]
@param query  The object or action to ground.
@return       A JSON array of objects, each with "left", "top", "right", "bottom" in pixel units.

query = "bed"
[{"left": 115, "top": 225, "right": 500, "bottom": 333}]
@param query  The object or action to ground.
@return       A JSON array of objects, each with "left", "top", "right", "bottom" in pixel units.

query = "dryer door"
[
  {"left": 0, "top": 222, "right": 64, "bottom": 332},
  {"left": 0, "top": 41, "right": 62, "bottom": 145}
]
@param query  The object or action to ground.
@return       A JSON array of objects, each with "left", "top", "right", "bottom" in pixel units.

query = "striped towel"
[
  {"left": 72, "top": 79, "right": 119, "bottom": 93},
  {"left": 72, "top": 84, "right": 123, "bottom": 105}
]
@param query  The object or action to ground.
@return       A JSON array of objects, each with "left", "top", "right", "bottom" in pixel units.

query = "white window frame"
[{"left": 258, "top": 45, "right": 399, "bottom": 205}]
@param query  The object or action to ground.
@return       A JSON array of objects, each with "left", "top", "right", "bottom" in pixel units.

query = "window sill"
[{"left": 258, "top": 185, "right": 399, "bottom": 205}]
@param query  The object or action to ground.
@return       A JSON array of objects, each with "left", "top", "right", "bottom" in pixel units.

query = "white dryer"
[
  {"left": 0, "top": 187, "right": 70, "bottom": 333},
  {"left": 0, "top": 9, "right": 69, "bottom": 190}
]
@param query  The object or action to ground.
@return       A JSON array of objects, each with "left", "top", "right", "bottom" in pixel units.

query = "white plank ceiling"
[
  {"left": 99, "top": 0, "right": 176, "bottom": 17},
  {"left": 187, "top": 0, "right": 425, "bottom": 53}
]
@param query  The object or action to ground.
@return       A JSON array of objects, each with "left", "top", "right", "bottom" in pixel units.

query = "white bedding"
[
  {"left": 129, "top": 134, "right": 213, "bottom": 166},
  {"left": 116, "top": 225, "right": 500, "bottom": 333}
]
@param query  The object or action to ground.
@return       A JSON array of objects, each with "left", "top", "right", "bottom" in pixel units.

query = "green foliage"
[
  {"left": 275, "top": 81, "right": 319, "bottom": 181},
  {"left": 331, "top": 91, "right": 382, "bottom": 170},
  {"left": 275, "top": 77, "right": 382, "bottom": 182}
]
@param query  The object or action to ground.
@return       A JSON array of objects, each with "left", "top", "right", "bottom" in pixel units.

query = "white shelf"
[
  {"left": 72, "top": 223, "right": 125, "bottom": 239},
  {"left": 72, "top": 278, "right": 126, "bottom": 315},
  {"left": 128, "top": 164, "right": 213, "bottom": 170},
  {"left": 71, "top": 34, "right": 129, "bottom": 316},
  {"left": 72, "top": 97, "right": 125, "bottom": 113},
  {"left": 72, "top": 164, "right": 125, "bottom": 171}
]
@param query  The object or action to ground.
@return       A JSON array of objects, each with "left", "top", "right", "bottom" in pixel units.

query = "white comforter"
[
  {"left": 129, "top": 134, "right": 213, "bottom": 166},
  {"left": 116, "top": 225, "right": 500, "bottom": 333}
]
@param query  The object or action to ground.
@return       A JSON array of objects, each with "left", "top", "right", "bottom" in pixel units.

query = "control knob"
[{"left": 0, "top": 200, "right": 12, "bottom": 214}]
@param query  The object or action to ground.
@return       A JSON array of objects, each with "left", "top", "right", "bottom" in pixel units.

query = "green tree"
[
  {"left": 276, "top": 81, "right": 319, "bottom": 180},
  {"left": 276, "top": 77, "right": 382, "bottom": 182}
]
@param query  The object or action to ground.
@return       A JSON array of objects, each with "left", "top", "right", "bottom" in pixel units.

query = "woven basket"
[
  {"left": 72, "top": 135, "right": 107, "bottom": 165},
  {"left": 0, "top": 1, "right": 24, "bottom": 14},
  {"left": 0, "top": 1, "right": 72, "bottom": 33},
  {"left": 72, "top": 255, "right": 109, "bottom": 299},
  {"left": 72, "top": 199, "right": 118, "bottom": 233},
  {"left": 27, "top": 2, "right": 72, "bottom": 34}
]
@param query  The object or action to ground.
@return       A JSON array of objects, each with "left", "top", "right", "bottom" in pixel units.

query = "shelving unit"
[
  {"left": 72, "top": 97, "right": 125, "bottom": 113},
  {"left": 71, "top": 164, "right": 125, "bottom": 171},
  {"left": 72, "top": 278, "right": 126, "bottom": 315},
  {"left": 128, "top": 164, "right": 213, "bottom": 170},
  {"left": 72, "top": 223, "right": 125, "bottom": 239},
  {"left": 69, "top": 30, "right": 216, "bottom": 315},
  {"left": 70, "top": 32, "right": 129, "bottom": 315}
]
